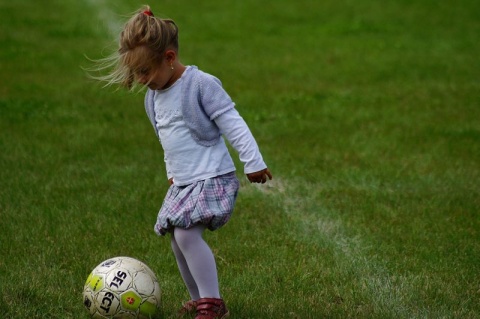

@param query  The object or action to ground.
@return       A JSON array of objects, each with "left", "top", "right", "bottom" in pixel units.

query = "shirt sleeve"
[
  {"left": 214, "top": 108, "right": 267, "bottom": 174},
  {"left": 199, "top": 73, "right": 235, "bottom": 120}
]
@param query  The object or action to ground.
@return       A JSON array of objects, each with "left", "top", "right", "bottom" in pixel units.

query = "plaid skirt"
[{"left": 154, "top": 172, "right": 240, "bottom": 236}]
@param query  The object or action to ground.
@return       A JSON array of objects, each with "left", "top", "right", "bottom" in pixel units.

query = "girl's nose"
[{"left": 138, "top": 75, "right": 148, "bottom": 84}]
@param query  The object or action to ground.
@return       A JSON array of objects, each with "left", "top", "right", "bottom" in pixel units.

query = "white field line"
[
  {"left": 84, "top": 0, "right": 123, "bottom": 38},
  {"left": 250, "top": 178, "right": 425, "bottom": 317}
]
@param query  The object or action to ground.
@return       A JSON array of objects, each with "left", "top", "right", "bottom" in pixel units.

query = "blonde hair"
[{"left": 89, "top": 5, "right": 179, "bottom": 89}]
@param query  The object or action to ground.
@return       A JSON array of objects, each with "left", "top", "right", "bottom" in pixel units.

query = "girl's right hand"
[
  {"left": 168, "top": 178, "right": 174, "bottom": 185},
  {"left": 247, "top": 168, "right": 273, "bottom": 184}
]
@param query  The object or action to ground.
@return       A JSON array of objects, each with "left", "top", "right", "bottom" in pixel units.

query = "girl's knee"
[{"left": 173, "top": 225, "right": 206, "bottom": 250}]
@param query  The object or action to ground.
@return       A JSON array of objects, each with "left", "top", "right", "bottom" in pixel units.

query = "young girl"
[{"left": 92, "top": 5, "right": 272, "bottom": 319}]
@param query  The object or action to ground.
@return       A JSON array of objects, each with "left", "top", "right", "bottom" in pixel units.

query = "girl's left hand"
[{"left": 247, "top": 168, "right": 273, "bottom": 184}]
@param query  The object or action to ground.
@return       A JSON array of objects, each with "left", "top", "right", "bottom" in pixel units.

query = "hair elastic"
[{"left": 143, "top": 10, "right": 154, "bottom": 17}]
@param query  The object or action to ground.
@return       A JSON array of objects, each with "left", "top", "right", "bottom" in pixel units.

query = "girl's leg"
[
  {"left": 172, "top": 225, "right": 221, "bottom": 298},
  {"left": 171, "top": 234, "right": 200, "bottom": 300}
]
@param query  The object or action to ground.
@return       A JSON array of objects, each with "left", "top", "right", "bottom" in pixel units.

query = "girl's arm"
[{"left": 214, "top": 108, "right": 272, "bottom": 183}]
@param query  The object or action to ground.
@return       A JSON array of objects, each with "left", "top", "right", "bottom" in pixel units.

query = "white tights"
[{"left": 171, "top": 225, "right": 220, "bottom": 300}]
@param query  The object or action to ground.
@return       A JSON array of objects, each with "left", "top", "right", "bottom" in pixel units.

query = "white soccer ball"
[{"left": 83, "top": 256, "right": 161, "bottom": 318}]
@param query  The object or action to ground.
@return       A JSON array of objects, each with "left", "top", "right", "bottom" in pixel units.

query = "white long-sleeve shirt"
[{"left": 153, "top": 67, "right": 266, "bottom": 186}]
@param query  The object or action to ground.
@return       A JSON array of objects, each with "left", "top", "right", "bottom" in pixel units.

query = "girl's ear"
[{"left": 164, "top": 50, "right": 177, "bottom": 63}]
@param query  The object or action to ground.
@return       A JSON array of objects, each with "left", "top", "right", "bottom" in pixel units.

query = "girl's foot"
[{"left": 195, "top": 298, "right": 229, "bottom": 319}]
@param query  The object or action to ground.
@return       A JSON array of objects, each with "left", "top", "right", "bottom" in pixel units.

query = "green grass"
[{"left": 1, "top": 0, "right": 479, "bottom": 318}]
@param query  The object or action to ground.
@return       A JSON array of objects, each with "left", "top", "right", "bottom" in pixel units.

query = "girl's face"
[
  {"left": 126, "top": 47, "right": 182, "bottom": 91},
  {"left": 135, "top": 58, "right": 174, "bottom": 91}
]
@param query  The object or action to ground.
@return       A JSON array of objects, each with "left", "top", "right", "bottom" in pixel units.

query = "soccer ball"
[{"left": 83, "top": 256, "right": 161, "bottom": 318}]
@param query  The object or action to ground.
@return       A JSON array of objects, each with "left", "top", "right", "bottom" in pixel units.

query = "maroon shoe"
[{"left": 195, "top": 298, "right": 229, "bottom": 319}]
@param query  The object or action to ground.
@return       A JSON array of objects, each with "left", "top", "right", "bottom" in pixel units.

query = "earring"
[{"left": 170, "top": 64, "right": 174, "bottom": 70}]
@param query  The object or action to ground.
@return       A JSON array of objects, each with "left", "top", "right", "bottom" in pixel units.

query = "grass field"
[{"left": 1, "top": 0, "right": 479, "bottom": 318}]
